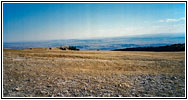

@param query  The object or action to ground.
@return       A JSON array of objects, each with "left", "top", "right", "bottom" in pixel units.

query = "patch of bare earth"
[{"left": 3, "top": 49, "right": 185, "bottom": 97}]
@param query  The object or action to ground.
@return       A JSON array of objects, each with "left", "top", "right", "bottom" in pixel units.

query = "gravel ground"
[
  {"left": 3, "top": 49, "right": 185, "bottom": 97},
  {"left": 3, "top": 73, "right": 185, "bottom": 97}
]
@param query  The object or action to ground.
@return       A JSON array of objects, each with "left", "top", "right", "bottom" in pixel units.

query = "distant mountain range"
[
  {"left": 112, "top": 44, "right": 185, "bottom": 51},
  {"left": 3, "top": 33, "right": 185, "bottom": 50}
]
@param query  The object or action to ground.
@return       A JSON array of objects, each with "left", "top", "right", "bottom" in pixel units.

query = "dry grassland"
[{"left": 3, "top": 48, "right": 185, "bottom": 97}]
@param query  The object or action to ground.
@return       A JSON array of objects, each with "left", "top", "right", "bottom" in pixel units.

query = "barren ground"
[{"left": 3, "top": 48, "right": 185, "bottom": 97}]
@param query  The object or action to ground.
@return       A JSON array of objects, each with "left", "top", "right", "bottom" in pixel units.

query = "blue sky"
[{"left": 3, "top": 3, "right": 185, "bottom": 42}]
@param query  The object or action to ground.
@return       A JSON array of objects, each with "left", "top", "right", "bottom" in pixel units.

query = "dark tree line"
[
  {"left": 68, "top": 46, "right": 80, "bottom": 51},
  {"left": 112, "top": 44, "right": 185, "bottom": 52}
]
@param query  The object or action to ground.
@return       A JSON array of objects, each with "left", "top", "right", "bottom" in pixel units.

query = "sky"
[{"left": 3, "top": 3, "right": 185, "bottom": 42}]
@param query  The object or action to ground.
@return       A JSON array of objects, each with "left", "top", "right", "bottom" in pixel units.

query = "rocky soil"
[
  {"left": 3, "top": 74, "right": 185, "bottom": 97},
  {"left": 3, "top": 49, "right": 185, "bottom": 97}
]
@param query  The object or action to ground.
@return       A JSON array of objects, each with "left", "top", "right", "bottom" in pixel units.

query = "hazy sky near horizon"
[{"left": 3, "top": 3, "right": 185, "bottom": 42}]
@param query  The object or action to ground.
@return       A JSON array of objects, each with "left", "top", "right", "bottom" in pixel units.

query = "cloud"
[
  {"left": 160, "top": 17, "right": 185, "bottom": 23},
  {"left": 26, "top": 21, "right": 185, "bottom": 41},
  {"left": 71, "top": 23, "right": 185, "bottom": 39}
]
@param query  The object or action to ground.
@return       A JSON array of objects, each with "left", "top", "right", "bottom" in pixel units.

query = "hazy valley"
[{"left": 4, "top": 33, "right": 185, "bottom": 50}]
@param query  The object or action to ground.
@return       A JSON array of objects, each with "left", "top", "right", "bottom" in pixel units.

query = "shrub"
[{"left": 69, "top": 46, "right": 80, "bottom": 51}]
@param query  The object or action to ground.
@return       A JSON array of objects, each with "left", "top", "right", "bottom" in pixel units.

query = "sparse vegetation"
[
  {"left": 47, "top": 46, "right": 80, "bottom": 51},
  {"left": 3, "top": 48, "right": 185, "bottom": 97}
]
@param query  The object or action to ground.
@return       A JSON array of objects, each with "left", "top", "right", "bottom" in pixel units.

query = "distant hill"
[
  {"left": 112, "top": 44, "right": 185, "bottom": 51},
  {"left": 4, "top": 33, "right": 185, "bottom": 50}
]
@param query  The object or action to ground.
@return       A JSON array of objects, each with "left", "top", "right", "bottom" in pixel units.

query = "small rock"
[
  {"left": 57, "top": 93, "right": 61, "bottom": 96},
  {"left": 140, "top": 81, "right": 145, "bottom": 84},
  {"left": 118, "top": 95, "right": 122, "bottom": 97},
  {"left": 121, "top": 83, "right": 131, "bottom": 88},
  {"left": 107, "top": 93, "right": 111, "bottom": 97},
  {"left": 14, "top": 87, "right": 21, "bottom": 91},
  {"left": 171, "top": 76, "right": 177, "bottom": 80},
  {"left": 51, "top": 94, "right": 55, "bottom": 97},
  {"left": 40, "top": 91, "right": 47, "bottom": 94},
  {"left": 147, "top": 77, "right": 152, "bottom": 81},
  {"left": 46, "top": 85, "right": 52, "bottom": 88},
  {"left": 62, "top": 90, "right": 69, "bottom": 93}
]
